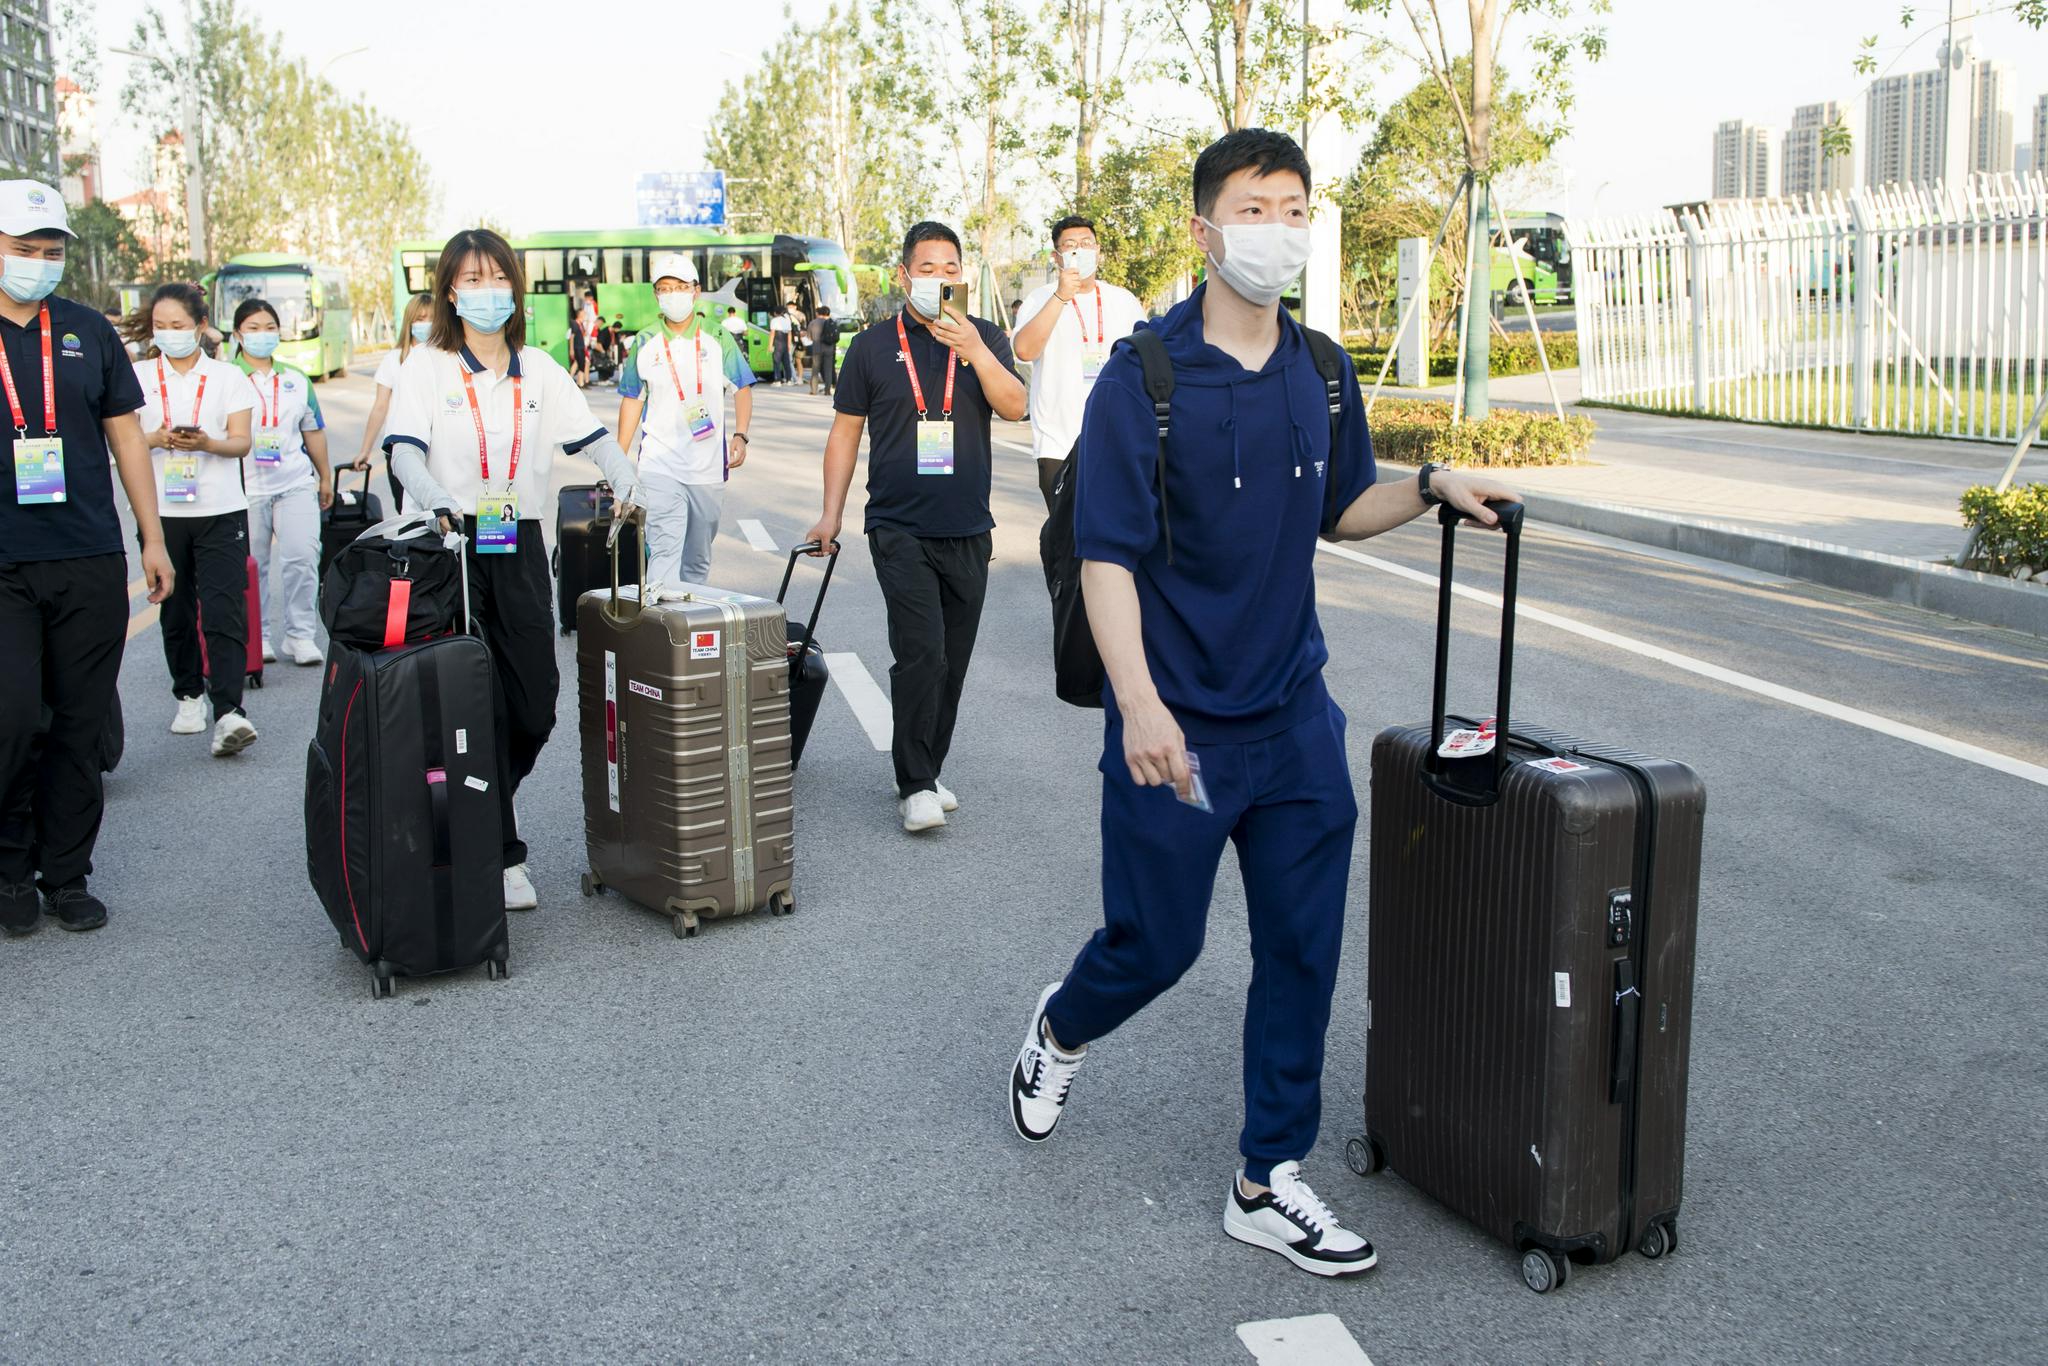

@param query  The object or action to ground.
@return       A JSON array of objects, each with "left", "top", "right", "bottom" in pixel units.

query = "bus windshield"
[{"left": 218, "top": 272, "right": 319, "bottom": 340}]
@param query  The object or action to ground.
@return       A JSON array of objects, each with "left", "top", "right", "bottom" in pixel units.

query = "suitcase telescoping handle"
[
  {"left": 334, "top": 464, "right": 373, "bottom": 519},
  {"left": 1425, "top": 498, "right": 1525, "bottom": 805},
  {"left": 605, "top": 506, "right": 648, "bottom": 623},
  {"left": 778, "top": 540, "right": 840, "bottom": 667}
]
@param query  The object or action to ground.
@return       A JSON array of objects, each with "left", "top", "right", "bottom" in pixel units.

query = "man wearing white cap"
[
  {"left": 0, "top": 181, "right": 175, "bottom": 937},
  {"left": 615, "top": 252, "right": 755, "bottom": 586}
]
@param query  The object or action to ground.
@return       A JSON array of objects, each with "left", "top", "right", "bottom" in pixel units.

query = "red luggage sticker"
[
  {"left": 1529, "top": 756, "right": 1590, "bottom": 774},
  {"left": 691, "top": 629, "right": 721, "bottom": 660}
]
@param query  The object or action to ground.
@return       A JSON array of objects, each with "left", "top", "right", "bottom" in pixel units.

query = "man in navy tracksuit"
[{"left": 1007, "top": 129, "right": 1515, "bottom": 1277}]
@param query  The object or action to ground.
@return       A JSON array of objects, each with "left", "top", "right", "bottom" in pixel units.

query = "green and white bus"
[
  {"left": 1491, "top": 212, "right": 1571, "bottom": 305},
  {"left": 390, "top": 229, "right": 860, "bottom": 376},
  {"left": 208, "top": 255, "right": 353, "bottom": 378}
]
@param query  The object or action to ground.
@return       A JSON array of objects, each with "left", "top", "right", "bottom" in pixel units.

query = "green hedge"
[
  {"left": 1347, "top": 330, "right": 1579, "bottom": 381},
  {"left": 1369, "top": 398, "right": 1594, "bottom": 468},
  {"left": 1960, "top": 484, "right": 2048, "bottom": 578}
]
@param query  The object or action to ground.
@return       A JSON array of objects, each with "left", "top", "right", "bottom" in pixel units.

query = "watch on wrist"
[
  {"left": 1417, "top": 460, "right": 1445, "bottom": 507},
  {"left": 732, "top": 432, "right": 749, "bottom": 444}
]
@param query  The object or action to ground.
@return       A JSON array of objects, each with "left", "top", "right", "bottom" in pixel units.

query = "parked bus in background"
[
  {"left": 208, "top": 254, "right": 353, "bottom": 378},
  {"left": 389, "top": 229, "right": 860, "bottom": 379},
  {"left": 1492, "top": 212, "right": 1572, "bottom": 305}
]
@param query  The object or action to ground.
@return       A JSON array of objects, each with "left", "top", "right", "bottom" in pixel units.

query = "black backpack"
[
  {"left": 1040, "top": 324, "right": 1349, "bottom": 709},
  {"left": 321, "top": 514, "right": 467, "bottom": 653}
]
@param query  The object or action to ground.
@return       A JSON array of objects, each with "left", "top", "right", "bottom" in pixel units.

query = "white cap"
[
  {"left": 649, "top": 252, "right": 698, "bottom": 286},
  {"left": 0, "top": 180, "right": 72, "bottom": 238}
]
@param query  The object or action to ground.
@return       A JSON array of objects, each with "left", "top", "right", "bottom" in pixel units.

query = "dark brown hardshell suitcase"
[
  {"left": 555, "top": 483, "right": 640, "bottom": 636},
  {"left": 575, "top": 530, "right": 796, "bottom": 938},
  {"left": 1349, "top": 503, "right": 1705, "bottom": 1295}
]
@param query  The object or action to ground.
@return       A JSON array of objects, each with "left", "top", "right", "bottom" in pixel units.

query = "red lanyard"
[
  {"left": 0, "top": 302, "right": 55, "bottom": 436},
  {"left": 661, "top": 327, "right": 705, "bottom": 402},
  {"left": 156, "top": 358, "right": 207, "bottom": 429},
  {"left": 895, "top": 311, "right": 956, "bottom": 421},
  {"left": 249, "top": 369, "right": 280, "bottom": 428},
  {"left": 1069, "top": 288, "right": 1103, "bottom": 345},
  {"left": 459, "top": 362, "right": 523, "bottom": 488}
]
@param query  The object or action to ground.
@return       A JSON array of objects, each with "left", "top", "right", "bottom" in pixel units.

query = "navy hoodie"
[{"left": 1074, "top": 284, "right": 1377, "bottom": 744}]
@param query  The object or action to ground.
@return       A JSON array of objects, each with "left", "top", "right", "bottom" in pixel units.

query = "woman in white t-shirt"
[
  {"left": 384, "top": 228, "right": 640, "bottom": 912},
  {"left": 231, "top": 297, "right": 331, "bottom": 668},
  {"left": 352, "top": 291, "right": 432, "bottom": 510},
  {"left": 128, "top": 282, "right": 258, "bottom": 757}
]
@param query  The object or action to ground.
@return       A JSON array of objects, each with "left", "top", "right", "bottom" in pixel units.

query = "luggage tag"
[
  {"left": 12, "top": 437, "right": 65, "bottom": 504},
  {"left": 476, "top": 491, "right": 519, "bottom": 554},
  {"left": 1437, "top": 717, "right": 1497, "bottom": 760},
  {"left": 253, "top": 430, "right": 284, "bottom": 465},
  {"left": 684, "top": 398, "right": 716, "bottom": 442},
  {"left": 916, "top": 420, "right": 954, "bottom": 475},
  {"left": 163, "top": 451, "right": 200, "bottom": 502},
  {"left": 1175, "top": 752, "right": 1213, "bottom": 814},
  {"left": 1080, "top": 342, "right": 1108, "bottom": 383}
]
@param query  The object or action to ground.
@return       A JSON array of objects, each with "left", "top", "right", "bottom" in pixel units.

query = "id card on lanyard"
[
  {"left": 1073, "top": 291, "right": 1107, "bottom": 382},
  {"left": 898, "top": 312, "right": 956, "bottom": 476},
  {"left": 2, "top": 303, "right": 63, "bottom": 504},
  {"left": 463, "top": 362, "right": 523, "bottom": 552},
  {"left": 158, "top": 359, "right": 207, "bottom": 502},
  {"left": 663, "top": 331, "right": 717, "bottom": 442},
  {"left": 250, "top": 370, "right": 283, "bottom": 464}
]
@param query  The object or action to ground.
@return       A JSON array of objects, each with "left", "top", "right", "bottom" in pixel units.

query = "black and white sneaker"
[
  {"left": 1223, "top": 1161, "right": 1378, "bottom": 1277},
  {"left": 1009, "top": 981, "right": 1086, "bottom": 1142}
]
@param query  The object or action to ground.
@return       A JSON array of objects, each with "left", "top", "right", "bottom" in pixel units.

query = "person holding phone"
[
  {"left": 803, "top": 220, "right": 1026, "bottom": 834},
  {"left": 233, "top": 298, "right": 330, "bottom": 667},
  {"left": 383, "top": 228, "right": 641, "bottom": 912},
  {"left": 128, "top": 282, "right": 258, "bottom": 757},
  {"left": 354, "top": 291, "right": 433, "bottom": 510}
]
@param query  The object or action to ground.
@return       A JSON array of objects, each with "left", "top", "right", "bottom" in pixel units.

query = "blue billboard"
[{"left": 636, "top": 171, "right": 727, "bottom": 227}]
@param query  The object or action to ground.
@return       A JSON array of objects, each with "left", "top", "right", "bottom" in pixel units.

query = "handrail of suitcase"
[
  {"left": 779, "top": 541, "right": 839, "bottom": 675},
  {"left": 605, "top": 508, "right": 649, "bottom": 622},
  {"left": 1425, "top": 499, "right": 1524, "bottom": 806}
]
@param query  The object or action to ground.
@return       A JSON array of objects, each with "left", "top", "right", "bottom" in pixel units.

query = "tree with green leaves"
[
  {"left": 1036, "top": 1, "right": 1145, "bottom": 201},
  {"left": 1080, "top": 137, "right": 1206, "bottom": 306},
  {"left": 1157, "top": 0, "right": 1376, "bottom": 134},
  {"left": 62, "top": 202, "right": 150, "bottom": 313},
  {"left": 940, "top": 0, "right": 1038, "bottom": 270}
]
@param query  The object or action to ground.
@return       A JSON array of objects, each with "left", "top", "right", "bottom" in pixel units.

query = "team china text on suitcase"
[{"left": 1348, "top": 503, "right": 1706, "bottom": 1294}]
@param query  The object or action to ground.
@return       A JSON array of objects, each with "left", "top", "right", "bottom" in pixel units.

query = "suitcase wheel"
[
  {"left": 485, "top": 956, "right": 511, "bottom": 982},
  {"left": 580, "top": 872, "right": 604, "bottom": 898},
  {"left": 248, "top": 670, "right": 264, "bottom": 690},
  {"left": 767, "top": 890, "right": 794, "bottom": 918},
  {"left": 669, "top": 906, "right": 699, "bottom": 939},
  {"left": 1637, "top": 1221, "right": 1673, "bottom": 1260},
  {"left": 1520, "top": 1247, "right": 1570, "bottom": 1295},
  {"left": 370, "top": 971, "right": 394, "bottom": 1000},
  {"left": 1343, "top": 1134, "right": 1385, "bottom": 1178}
]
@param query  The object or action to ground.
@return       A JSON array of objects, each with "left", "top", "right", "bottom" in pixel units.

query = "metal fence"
[{"left": 1572, "top": 176, "right": 2048, "bottom": 443}]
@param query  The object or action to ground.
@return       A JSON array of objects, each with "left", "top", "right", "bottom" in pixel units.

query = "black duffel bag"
[{"left": 321, "top": 511, "right": 467, "bottom": 652}]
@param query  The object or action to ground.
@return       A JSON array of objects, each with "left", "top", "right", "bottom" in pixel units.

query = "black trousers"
[
  {"left": 157, "top": 511, "right": 250, "bottom": 715},
  {"left": 1038, "top": 457, "right": 1065, "bottom": 512},
  {"left": 0, "top": 555, "right": 129, "bottom": 892},
  {"left": 463, "top": 517, "right": 558, "bottom": 866},
  {"left": 810, "top": 345, "right": 836, "bottom": 394},
  {"left": 868, "top": 526, "right": 991, "bottom": 799}
]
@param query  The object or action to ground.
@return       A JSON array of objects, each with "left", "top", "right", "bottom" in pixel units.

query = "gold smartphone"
[{"left": 940, "top": 281, "right": 970, "bottom": 322}]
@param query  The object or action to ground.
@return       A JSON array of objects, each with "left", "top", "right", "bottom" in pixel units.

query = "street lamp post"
[{"left": 111, "top": 25, "right": 207, "bottom": 267}]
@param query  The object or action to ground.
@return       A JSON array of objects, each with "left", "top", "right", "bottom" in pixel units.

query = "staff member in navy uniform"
[
  {"left": 0, "top": 180, "right": 174, "bottom": 936},
  {"left": 1004, "top": 131, "right": 1517, "bottom": 1276},
  {"left": 385, "top": 228, "right": 640, "bottom": 913},
  {"left": 804, "top": 221, "right": 1026, "bottom": 835}
]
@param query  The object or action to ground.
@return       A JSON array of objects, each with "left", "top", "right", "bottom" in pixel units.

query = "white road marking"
[
  {"left": 737, "top": 519, "right": 778, "bottom": 553},
  {"left": 823, "top": 652, "right": 892, "bottom": 751},
  {"left": 1236, "top": 1314, "right": 1374, "bottom": 1366},
  {"left": 1318, "top": 542, "right": 2048, "bottom": 789}
]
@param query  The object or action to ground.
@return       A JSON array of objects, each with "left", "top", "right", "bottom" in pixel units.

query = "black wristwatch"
[
  {"left": 1416, "top": 460, "right": 1445, "bottom": 507},
  {"left": 732, "top": 433, "right": 750, "bottom": 446}
]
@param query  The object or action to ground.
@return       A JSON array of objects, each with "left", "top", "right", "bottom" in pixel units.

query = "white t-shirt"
[
  {"left": 135, "top": 352, "right": 257, "bottom": 518},
  {"left": 237, "top": 359, "right": 326, "bottom": 497},
  {"left": 769, "top": 314, "right": 791, "bottom": 335},
  {"left": 385, "top": 344, "right": 604, "bottom": 517},
  {"left": 1012, "top": 280, "right": 1147, "bottom": 461},
  {"left": 373, "top": 349, "right": 402, "bottom": 391},
  {"left": 618, "top": 324, "right": 755, "bottom": 485}
]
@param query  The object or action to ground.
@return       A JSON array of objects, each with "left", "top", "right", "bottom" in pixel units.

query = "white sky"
[{"left": 76, "top": 0, "right": 2048, "bottom": 239}]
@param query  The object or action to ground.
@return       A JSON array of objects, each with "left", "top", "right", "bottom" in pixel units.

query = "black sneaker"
[
  {"left": 1, "top": 880, "right": 38, "bottom": 936},
  {"left": 1223, "top": 1162, "right": 1379, "bottom": 1277},
  {"left": 44, "top": 886, "right": 108, "bottom": 932}
]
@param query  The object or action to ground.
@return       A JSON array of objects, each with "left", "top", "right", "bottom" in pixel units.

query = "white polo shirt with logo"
[
  {"left": 384, "top": 344, "right": 605, "bottom": 517},
  {"left": 133, "top": 351, "right": 258, "bottom": 519},
  {"left": 1012, "top": 279, "right": 1147, "bottom": 462},
  {"left": 234, "top": 357, "right": 326, "bottom": 498},
  {"left": 616, "top": 323, "right": 755, "bottom": 486}
]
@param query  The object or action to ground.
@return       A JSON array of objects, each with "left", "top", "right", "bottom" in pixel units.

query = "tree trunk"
[
  {"left": 1460, "top": 0, "right": 1499, "bottom": 422},
  {"left": 1232, "top": 0, "right": 1252, "bottom": 129}
]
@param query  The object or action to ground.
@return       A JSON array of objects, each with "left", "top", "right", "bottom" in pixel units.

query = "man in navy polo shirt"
[
  {"left": 805, "top": 221, "right": 1026, "bottom": 835},
  {"left": 1005, "top": 131, "right": 1517, "bottom": 1275},
  {"left": 0, "top": 181, "right": 174, "bottom": 937}
]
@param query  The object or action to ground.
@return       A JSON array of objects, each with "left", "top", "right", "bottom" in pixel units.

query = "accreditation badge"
[
  {"left": 1080, "top": 342, "right": 1108, "bottom": 382},
  {"left": 476, "top": 490, "right": 520, "bottom": 554},
  {"left": 163, "top": 452, "right": 200, "bottom": 502},
  {"left": 684, "top": 398, "right": 715, "bottom": 442},
  {"left": 915, "top": 420, "right": 954, "bottom": 476},
  {"left": 13, "top": 437, "right": 65, "bottom": 504},
  {"left": 253, "top": 430, "right": 284, "bottom": 465}
]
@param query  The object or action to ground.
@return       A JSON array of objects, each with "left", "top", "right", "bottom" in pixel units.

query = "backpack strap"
[
  {"left": 1119, "top": 328, "right": 1176, "bottom": 565},
  {"left": 1302, "top": 326, "right": 1348, "bottom": 445}
]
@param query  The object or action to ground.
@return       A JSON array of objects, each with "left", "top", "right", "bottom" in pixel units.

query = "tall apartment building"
[
  {"left": 55, "top": 76, "right": 97, "bottom": 203},
  {"left": 1861, "top": 12, "right": 2017, "bottom": 191},
  {"left": 1968, "top": 60, "right": 2014, "bottom": 176},
  {"left": 0, "top": 1, "right": 56, "bottom": 181},
  {"left": 2034, "top": 95, "right": 2048, "bottom": 173},
  {"left": 1782, "top": 101, "right": 1855, "bottom": 200},
  {"left": 1712, "top": 120, "right": 1772, "bottom": 200}
]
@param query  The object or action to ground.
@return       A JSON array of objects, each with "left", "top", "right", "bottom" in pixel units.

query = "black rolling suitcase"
[
  {"left": 554, "top": 483, "right": 639, "bottom": 635},
  {"left": 1349, "top": 502, "right": 1706, "bottom": 1294},
  {"left": 320, "top": 467, "right": 384, "bottom": 580},
  {"left": 777, "top": 541, "right": 838, "bottom": 769}
]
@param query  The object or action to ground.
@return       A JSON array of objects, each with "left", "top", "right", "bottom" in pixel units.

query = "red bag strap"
[{"left": 383, "top": 579, "right": 413, "bottom": 650}]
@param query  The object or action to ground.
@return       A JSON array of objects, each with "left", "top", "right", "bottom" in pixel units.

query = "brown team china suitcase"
[
  {"left": 575, "top": 532, "right": 798, "bottom": 938},
  {"left": 1348, "top": 502, "right": 1706, "bottom": 1294}
]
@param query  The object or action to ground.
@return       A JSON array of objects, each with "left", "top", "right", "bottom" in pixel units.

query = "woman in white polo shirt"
[
  {"left": 352, "top": 291, "right": 433, "bottom": 511},
  {"left": 615, "top": 252, "right": 754, "bottom": 586},
  {"left": 232, "top": 297, "right": 331, "bottom": 668},
  {"left": 384, "top": 228, "right": 639, "bottom": 912},
  {"left": 129, "top": 282, "right": 257, "bottom": 757}
]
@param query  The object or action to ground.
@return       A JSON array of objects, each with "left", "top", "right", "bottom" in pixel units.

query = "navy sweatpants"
[{"left": 1043, "top": 702, "right": 1357, "bottom": 1185}]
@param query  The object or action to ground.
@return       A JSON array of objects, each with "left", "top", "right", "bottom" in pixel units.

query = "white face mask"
[
  {"left": 906, "top": 277, "right": 945, "bottom": 319},
  {"left": 1061, "top": 247, "right": 1099, "bottom": 279},
  {"left": 658, "top": 291, "right": 697, "bottom": 323},
  {"left": 1200, "top": 217, "right": 1312, "bottom": 307}
]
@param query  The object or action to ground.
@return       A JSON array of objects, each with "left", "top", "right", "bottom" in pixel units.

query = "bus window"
[
  {"left": 704, "top": 247, "right": 767, "bottom": 294},
  {"left": 567, "top": 249, "right": 601, "bottom": 282},
  {"left": 603, "top": 249, "right": 635, "bottom": 284},
  {"left": 402, "top": 251, "right": 437, "bottom": 293},
  {"left": 526, "top": 250, "right": 566, "bottom": 294}
]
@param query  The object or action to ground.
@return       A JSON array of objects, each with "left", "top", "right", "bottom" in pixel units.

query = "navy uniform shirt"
[
  {"left": 0, "top": 296, "right": 144, "bottom": 564},
  {"left": 833, "top": 311, "right": 1019, "bottom": 539}
]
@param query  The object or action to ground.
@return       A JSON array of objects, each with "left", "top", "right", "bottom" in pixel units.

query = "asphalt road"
[{"left": 4, "top": 359, "right": 2044, "bottom": 1365}]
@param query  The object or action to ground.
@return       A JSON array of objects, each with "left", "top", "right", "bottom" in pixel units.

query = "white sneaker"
[
  {"left": 1009, "top": 982, "right": 1086, "bottom": 1142},
  {"left": 900, "top": 790, "right": 947, "bottom": 833},
  {"left": 283, "top": 636, "right": 323, "bottom": 666},
  {"left": 1223, "top": 1162, "right": 1379, "bottom": 1277},
  {"left": 261, "top": 643, "right": 276, "bottom": 663},
  {"left": 209, "top": 711, "right": 258, "bottom": 757},
  {"left": 503, "top": 863, "right": 538, "bottom": 911},
  {"left": 170, "top": 696, "right": 207, "bottom": 735},
  {"left": 933, "top": 780, "right": 959, "bottom": 813}
]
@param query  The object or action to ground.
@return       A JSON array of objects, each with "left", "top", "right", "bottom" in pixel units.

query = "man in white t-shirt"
[
  {"left": 1011, "top": 214, "right": 1148, "bottom": 509},
  {"left": 769, "top": 305, "right": 794, "bottom": 385}
]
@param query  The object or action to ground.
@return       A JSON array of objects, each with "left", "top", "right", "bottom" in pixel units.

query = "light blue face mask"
[
  {"left": 0, "top": 254, "right": 64, "bottom": 304},
  {"left": 154, "top": 329, "right": 200, "bottom": 359},
  {"left": 239, "top": 330, "right": 280, "bottom": 359},
  {"left": 454, "top": 287, "right": 515, "bottom": 333},
  {"left": 410, "top": 320, "right": 432, "bottom": 344}
]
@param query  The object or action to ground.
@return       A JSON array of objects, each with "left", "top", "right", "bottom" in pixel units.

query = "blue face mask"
[
  {"left": 0, "top": 254, "right": 64, "bottom": 304},
  {"left": 154, "top": 329, "right": 200, "bottom": 359},
  {"left": 454, "top": 287, "right": 515, "bottom": 333},
  {"left": 410, "top": 320, "right": 432, "bottom": 344},
  {"left": 239, "top": 330, "right": 280, "bottom": 359}
]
